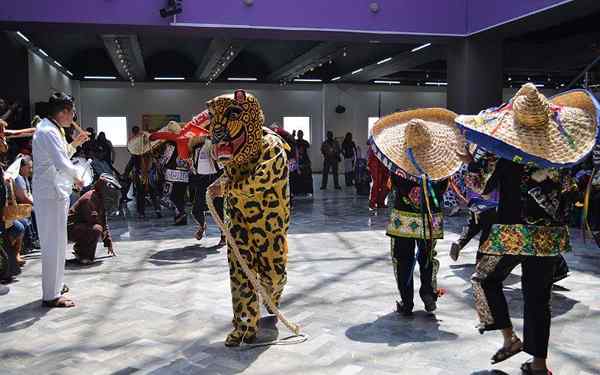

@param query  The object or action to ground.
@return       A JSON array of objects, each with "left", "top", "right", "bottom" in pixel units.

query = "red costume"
[
  {"left": 149, "top": 111, "right": 209, "bottom": 160},
  {"left": 367, "top": 145, "right": 389, "bottom": 208}
]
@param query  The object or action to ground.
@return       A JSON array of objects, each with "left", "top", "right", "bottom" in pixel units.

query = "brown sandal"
[
  {"left": 42, "top": 296, "right": 75, "bottom": 308},
  {"left": 491, "top": 335, "right": 522, "bottom": 364}
]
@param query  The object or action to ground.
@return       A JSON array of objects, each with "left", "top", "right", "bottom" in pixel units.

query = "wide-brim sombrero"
[
  {"left": 127, "top": 131, "right": 163, "bottom": 155},
  {"left": 370, "top": 108, "right": 464, "bottom": 181},
  {"left": 455, "top": 83, "right": 600, "bottom": 168}
]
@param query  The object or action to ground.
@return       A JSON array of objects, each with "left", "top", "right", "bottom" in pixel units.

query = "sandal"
[
  {"left": 491, "top": 335, "right": 522, "bottom": 364},
  {"left": 42, "top": 296, "right": 75, "bottom": 308},
  {"left": 521, "top": 361, "right": 552, "bottom": 374},
  {"left": 195, "top": 223, "right": 207, "bottom": 241}
]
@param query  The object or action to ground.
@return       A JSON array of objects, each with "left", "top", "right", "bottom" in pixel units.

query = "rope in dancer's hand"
[{"left": 205, "top": 181, "right": 301, "bottom": 336}]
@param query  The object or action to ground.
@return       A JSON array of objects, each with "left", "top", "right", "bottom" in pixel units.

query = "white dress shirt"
[{"left": 32, "top": 118, "right": 78, "bottom": 200}]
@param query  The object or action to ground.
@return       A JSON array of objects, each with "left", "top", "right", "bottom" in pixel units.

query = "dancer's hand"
[
  {"left": 71, "top": 132, "right": 89, "bottom": 148},
  {"left": 74, "top": 177, "right": 84, "bottom": 190}
]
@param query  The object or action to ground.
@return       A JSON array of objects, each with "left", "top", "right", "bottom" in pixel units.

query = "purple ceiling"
[{"left": 0, "top": 0, "right": 573, "bottom": 36}]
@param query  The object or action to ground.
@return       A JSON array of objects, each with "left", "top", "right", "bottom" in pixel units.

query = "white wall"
[
  {"left": 28, "top": 51, "right": 80, "bottom": 116},
  {"left": 79, "top": 81, "right": 447, "bottom": 171},
  {"left": 324, "top": 84, "right": 447, "bottom": 156}
]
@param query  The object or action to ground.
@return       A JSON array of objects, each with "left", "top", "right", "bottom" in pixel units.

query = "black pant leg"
[
  {"left": 472, "top": 254, "right": 521, "bottom": 331},
  {"left": 391, "top": 237, "right": 417, "bottom": 309},
  {"left": 321, "top": 160, "right": 329, "bottom": 188},
  {"left": 134, "top": 176, "right": 146, "bottom": 215},
  {"left": 416, "top": 240, "right": 438, "bottom": 301},
  {"left": 332, "top": 162, "right": 340, "bottom": 187},
  {"left": 521, "top": 256, "right": 556, "bottom": 359}
]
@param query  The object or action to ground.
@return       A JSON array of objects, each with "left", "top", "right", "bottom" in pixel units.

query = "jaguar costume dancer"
[
  {"left": 206, "top": 90, "right": 293, "bottom": 347},
  {"left": 457, "top": 84, "right": 599, "bottom": 374}
]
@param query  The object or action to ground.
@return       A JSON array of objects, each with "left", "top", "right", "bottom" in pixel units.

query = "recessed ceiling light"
[
  {"left": 38, "top": 49, "right": 49, "bottom": 57},
  {"left": 351, "top": 68, "right": 363, "bottom": 75},
  {"left": 66, "top": 70, "right": 74, "bottom": 76},
  {"left": 411, "top": 43, "right": 431, "bottom": 53},
  {"left": 424, "top": 81, "right": 447, "bottom": 86},
  {"left": 293, "top": 78, "right": 322, "bottom": 83},
  {"left": 227, "top": 77, "right": 258, "bottom": 81},
  {"left": 83, "top": 76, "right": 117, "bottom": 80},
  {"left": 331, "top": 76, "right": 342, "bottom": 81},
  {"left": 374, "top": 80, "right": 400, "bottom": 85},
  {"left": 377, "top": 57, "right": 392, "bottom": 65},
  {"left": 154, "top": 77, "right": 185, "bottom": 81},
  {"left": 54, "top": 60, "right": 63, "bottom": 67},
  {"left": 16, "top": 31, "right": 30, "bottom": 43}
]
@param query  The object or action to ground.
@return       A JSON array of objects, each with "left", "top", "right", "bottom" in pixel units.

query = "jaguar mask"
[{"left": 206, "top": 90, "right": 264, "bottom": 166}]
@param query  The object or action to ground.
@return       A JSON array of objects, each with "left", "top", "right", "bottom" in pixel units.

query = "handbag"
[{"left": 3, "top": 179, "right": 32, "bottom": 225}]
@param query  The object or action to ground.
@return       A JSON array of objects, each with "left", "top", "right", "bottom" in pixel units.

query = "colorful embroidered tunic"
[
  {"left": 386, "top": 175, "right": 447, "bottom": 239},
  {"left": 469, "top": 153, "right": 578, "bottom": 256}
]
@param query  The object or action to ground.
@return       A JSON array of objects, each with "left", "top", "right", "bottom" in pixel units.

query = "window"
[
  {"left": 283, "top": 116, "right": 311, "bottom": 143},
  {"left": 368, "top": 117, "right": 380, "bottom": 136},
  {"left": 96, "top": 117, "right": 128, "bottom": 146}
]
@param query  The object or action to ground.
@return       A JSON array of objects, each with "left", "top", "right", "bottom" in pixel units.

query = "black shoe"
[
  {"left": 334, "top": 186, "right": 342, "bottom": 190},
  {"left": 320, "top": 186, "right": 326, "bottom": 190},
  {"left": 396, "top": 301, "right": 413, "bottom": 316},
  {"left": 422, "top": 294, "right": 437, "bottom": 313}
]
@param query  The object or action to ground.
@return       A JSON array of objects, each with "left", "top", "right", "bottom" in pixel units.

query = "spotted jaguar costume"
[{"left": 207, "top": 90, "right": 290, "bottom": 347}]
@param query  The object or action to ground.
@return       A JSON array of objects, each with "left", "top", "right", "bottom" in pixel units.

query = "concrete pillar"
[{"left": 447, "top": 36, "right": 503, "bottom": 114}]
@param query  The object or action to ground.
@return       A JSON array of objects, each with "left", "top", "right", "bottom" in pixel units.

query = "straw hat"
[
  {"left": 370, "top": 108, "right": 463, "bottom": 181},
  {"left": 455, "top": 83, "right": 600, "bottom": 168},
  {"left": 127, "top": 128, "right": 167, "bottom": 155}
]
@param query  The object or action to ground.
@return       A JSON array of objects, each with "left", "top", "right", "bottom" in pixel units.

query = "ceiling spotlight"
[
  {"left": 160, "top": 0, "right": 183, "bottom": 18},
  {"left": 329, "top": 60, "right": 333, "bottom": 64},
  {"left": 243, "top": 0, "right": 254, "bottom": 5},
  {"left": 369, "top": 2, "right": 380, "bottom": 13},
  {"left": 343, "top": 51, "right": 347, "bottom": 57}
]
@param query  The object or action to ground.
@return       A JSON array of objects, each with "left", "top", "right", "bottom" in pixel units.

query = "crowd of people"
[{"left": 1, "top": 84, "right": 600, "bottom": 373}]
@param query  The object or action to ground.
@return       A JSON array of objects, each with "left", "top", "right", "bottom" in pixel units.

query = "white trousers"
[{"left": 37, "top": 197, "right": 70, "bottom": 301}]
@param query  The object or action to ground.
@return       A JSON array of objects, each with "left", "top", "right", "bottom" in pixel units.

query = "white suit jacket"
[{"left": 32, "top": 118, "right": 78, "bottom": 200}]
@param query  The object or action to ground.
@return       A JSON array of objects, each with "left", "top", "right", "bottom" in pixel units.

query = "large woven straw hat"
[
  {"left": 127, "top": 130, "right": 164, "bottom": 155},
  {"left": 455, "top": 83, "right": 599, "bottom": 168},
  {"left": 370, "top": 108, "right": 463, "bottom": 181}
]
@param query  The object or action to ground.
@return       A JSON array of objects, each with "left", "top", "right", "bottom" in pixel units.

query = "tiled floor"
[{"left": 1, "top": 179, "right": 599, "bottom": 374}]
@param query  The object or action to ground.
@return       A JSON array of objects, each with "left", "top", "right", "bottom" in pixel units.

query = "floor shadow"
[
  {"left": 142, "top": 316, "right": 276, "bottom": 374},
  {"left": 345, "top": 311, "right": 458, "bottom": 346},
  {"left": 148, "top": 244, "right": 221, "bottom": 266},
  {"left": 471, "top": 371, "right": 510, "bottom": 375},
  {"left": 449, "top": 263, "right": 521, "bottom": 287},
  {"left": 0, "top": 300, "right": 50, "bottom": 332},
  {"left": 65, "top": 259, "right": 104, "bottom": 269}
]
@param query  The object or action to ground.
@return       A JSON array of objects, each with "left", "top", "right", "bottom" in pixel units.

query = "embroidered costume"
[
  {"left": 456, "top": 83, "right": 599, "bottom": 361},
  {"left": 371, "top": 108, "right": 463, "bottom": 315}
]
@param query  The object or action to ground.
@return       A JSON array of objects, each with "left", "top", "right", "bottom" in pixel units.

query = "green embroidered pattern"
[
  {"left": 480, "top": 224, "right": 571, "bottom": 256},
  {"left": 386, "top": 209, "right": 444, "bottom": 239}
]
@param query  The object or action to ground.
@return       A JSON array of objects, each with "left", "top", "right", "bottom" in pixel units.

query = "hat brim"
[
  {"left": 455, "top": 89, "right": 600, "bottom": 168},
  {"left": 127, "top": 132, "right": 162, "bottom": 155},
  {"left": 371, "top": 108, "right": 463, "bottom": 181}
]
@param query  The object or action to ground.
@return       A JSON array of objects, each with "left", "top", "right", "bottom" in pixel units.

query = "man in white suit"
[{"left": 33, "top": 93, "right": 87, "bottom": 308}]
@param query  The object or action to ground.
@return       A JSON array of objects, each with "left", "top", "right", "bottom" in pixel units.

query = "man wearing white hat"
[{"left": 33, "top": 93, "right": 87, "bottom": 308}]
